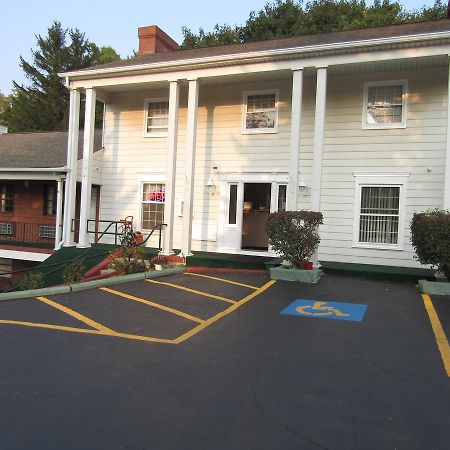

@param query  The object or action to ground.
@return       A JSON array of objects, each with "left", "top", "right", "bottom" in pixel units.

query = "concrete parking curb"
[
  {"left": 0, "top": 266, "right": 186, "bottom": 301},
  {"left": 419, "top": 279, "right": 450, "bottom": 296}
]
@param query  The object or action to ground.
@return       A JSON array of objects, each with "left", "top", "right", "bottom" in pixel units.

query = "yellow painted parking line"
[
  {"left": 421, "top": 294, "right": 450, "bottom": 377},
  {"left": 0, "top": 319, "right": 175, "bottom": 344},
  {"left": 184, "top": 272, "right": 259, "bottom": 290},
  {"left": 174, "top": 279, "right": 276, "bottom": 344},
  {"left": 100, "top": 287, "right": 204, "bottom": 324},
  {"left": 146, "top": 279, "right": 236, "bottom": 304},
  {"left": 36, "top": 296, "right": 114, "bottom": 334}
]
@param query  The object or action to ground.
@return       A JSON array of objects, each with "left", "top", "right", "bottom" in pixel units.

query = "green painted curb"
[
  {"left": 70, "top": 266, "right": 186, "bottom": 292},
  {"left": 0, "top": 266, "right": 186, "bottom": 300},
  {"left": 270, "top": 266, "right": 323, "bottom": 283},
  {"left": 419, "top": 279, "right": 450, "bottom": 296},
  {"left": 0, "top": 285, "right": 71, "bottom": 302}
]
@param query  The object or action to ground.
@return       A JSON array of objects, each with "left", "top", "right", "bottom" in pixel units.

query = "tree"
[
  {"left": 0, "top": 92, "right": 12, "bottom": 127},
  {"left": 6, "top": 22, "right": 120, "bottom": 132},
  {"left": 180, "top": 0, "right": 447, "bottom": 49}
]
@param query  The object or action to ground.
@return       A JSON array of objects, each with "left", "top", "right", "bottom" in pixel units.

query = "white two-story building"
[{"left": 60, "top": 20, "right": 450, "bottom": 272}]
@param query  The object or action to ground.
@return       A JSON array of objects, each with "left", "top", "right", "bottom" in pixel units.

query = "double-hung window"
[
  {"left": 141, "top": 182, "right": 165, "bottom": 231},
  {"left": 144, "top": 98, "right": 169, "bottom": 136},
  {"left": 0, "top": 185, "right": 13, "bottom": 213},
  {"left": 43, "top": 185, "right": 57, "bottom": 215},
  {"left": 243, "top": 90, "right": 279, "bottom": 133},
  {"left": 353, "top": 173, "right": 408, "bottom": 250},
  {"left": 363, "top": 80, "right": 407, "bottom": 129}
]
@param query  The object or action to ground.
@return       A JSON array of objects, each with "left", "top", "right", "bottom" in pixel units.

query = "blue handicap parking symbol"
[{"left": 281, "top": 299, "right": 367, "bottom": 322}]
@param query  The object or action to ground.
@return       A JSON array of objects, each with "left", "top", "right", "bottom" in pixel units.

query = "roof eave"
[{"left": 59, "top": 30, "right": 450, "bottom": 81}]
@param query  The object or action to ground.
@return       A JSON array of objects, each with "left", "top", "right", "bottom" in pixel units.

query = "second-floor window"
[
  {"left": 363, "top": 81, "right": 407, "bottom": 129},
  {"left": 0, "top": 185, "right": 13, "bottom": 213},
  {"left": 144, "top": 99, "right": 169, "bottom": 136},
  {"left": 243, "top": 90, "right": 279, "bottom": 133}
]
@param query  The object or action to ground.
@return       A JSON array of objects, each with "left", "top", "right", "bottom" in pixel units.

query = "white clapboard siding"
[{"left": 98, "top": 65, "right": 447, "bottom": 268}]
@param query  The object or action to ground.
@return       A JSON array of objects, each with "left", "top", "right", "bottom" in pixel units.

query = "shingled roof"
[
  {"left": 75, "top": 20, "right": 450, "bottom": 74},
  {"left": 0, "top": 130, "right": 103, "bottom": 169}
]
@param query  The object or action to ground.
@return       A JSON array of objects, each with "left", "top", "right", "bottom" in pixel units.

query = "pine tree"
[{"left": 6, "top": 22, "right": 120, "bottom": 132}]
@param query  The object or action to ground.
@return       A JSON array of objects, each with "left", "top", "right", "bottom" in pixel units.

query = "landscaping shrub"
[
  {"left": 63, "top": 259, "right": 86, "bottom": 284},
  {"left": 150, "top": 255, "right": 168, "bottom": 269},
  {"left": 108, "top": 246, "right": 147, "bottom": 275},
  {"left": 410, "top": 209, "right": 450, "bottom": 280},
  {"left": 20, "top": 272, "right": 44, "bottom": 290},
  {"left": 265, "top": 210, "right": 323, "bottom": 268}
]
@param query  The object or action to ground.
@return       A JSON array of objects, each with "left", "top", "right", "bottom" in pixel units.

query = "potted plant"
[
  {"left": 411, "top": 209, "right": 450, "bottom": 295},
  {"left": 265, "top": 210, "right": 323, "bottom": 282},
  {"left": 150, "top": 255, "right": 168, "bottom": 271}
]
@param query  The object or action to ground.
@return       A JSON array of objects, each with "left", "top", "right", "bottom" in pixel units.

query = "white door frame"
[{"left": 217, "top": 172, "right": 289, "bottom": 256}]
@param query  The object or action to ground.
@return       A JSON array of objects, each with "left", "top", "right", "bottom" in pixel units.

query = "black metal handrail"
[{"left": 73, "top": 218, "right": 166, "bottom": 250}]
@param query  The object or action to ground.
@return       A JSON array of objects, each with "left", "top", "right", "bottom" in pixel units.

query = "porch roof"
[
  {"left": 63, "top": 20, "right": 450, "bottom": 80},
  {"left": 0, "top": 130, "right": 103, "bottom": 169}
]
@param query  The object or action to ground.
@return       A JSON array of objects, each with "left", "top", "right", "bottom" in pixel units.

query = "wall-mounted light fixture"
[
  {"left": 206, "top": 177, "right": 216, "bottom": 197},
  {"left": 298, "top": 180, "right": 307, "bottom": 194},
  {"left": 24, "top": 180, "right": 30, "bottom": 188}
]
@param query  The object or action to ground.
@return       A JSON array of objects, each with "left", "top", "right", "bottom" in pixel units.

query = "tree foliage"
[
  {"left": 180, "top": 0, "right": 447, "bottom": 49},
  {"left": 5, "top": 21, "right": 120, "bottom": 132}
]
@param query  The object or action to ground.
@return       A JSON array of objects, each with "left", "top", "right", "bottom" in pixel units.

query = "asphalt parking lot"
[{"left": 0, "top": 271, "right": 449, "bottom": 450}]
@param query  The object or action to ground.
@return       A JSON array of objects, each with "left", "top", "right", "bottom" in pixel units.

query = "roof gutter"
[
  {"left": 0, "top": 167, "right": 68, "bottom": 172},
  {"left": 60, "top": 30, "right": 450, "bottom": 80}
]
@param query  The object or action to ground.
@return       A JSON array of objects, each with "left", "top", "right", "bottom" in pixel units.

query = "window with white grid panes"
[
  {"left": 0, "top": 185, "right": 13, "bottom": 213},
  {"left": 44, "top": 185, "right": 57, "bottom": 215},
  {"left": 358, "top": 186, "right": 400, "bottom": 245},
  {"left": 243, "top": 91, "right": 278, "bottom": 133},
  {"left": 144, "top": 99, "right": 169, "bottom": 135},
  {"left": 363, "top": 81, "right": 406, "bottom": 128},
  {"left": 277, "top": 184, "right": 287, "bottom": 212},
  {"left": 141, "top": 183, "right": 165, "bottom": 230}
]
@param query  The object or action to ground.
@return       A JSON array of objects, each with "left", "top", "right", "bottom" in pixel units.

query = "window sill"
[
  {"left": 362, "top": 123, "right": 406, "bottom": 130},
  {"left": 242, "top": 128, "right": 278, "bottom": 135},
  {"left": 143, "top": 132, "right": 168, "bottom": 138},
  {"left": 352, "top": 243, "right": 403, "bottom": 251}
]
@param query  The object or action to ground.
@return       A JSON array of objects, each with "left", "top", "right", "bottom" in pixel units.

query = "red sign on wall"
[{"left": 147, "top": 189, "right": 165, "bottom": 202}]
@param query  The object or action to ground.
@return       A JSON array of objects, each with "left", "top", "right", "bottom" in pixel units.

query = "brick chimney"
[{"left": 138, "top": 25, "right": 179, "bottom": 55}]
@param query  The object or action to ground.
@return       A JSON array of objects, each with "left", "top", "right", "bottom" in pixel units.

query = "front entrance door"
[{"left": 218, "top": 176, "right": 288, "bottom": 254}]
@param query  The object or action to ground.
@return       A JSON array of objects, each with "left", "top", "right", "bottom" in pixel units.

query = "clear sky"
[{"left": 0, "top": 0, "right": 441, "bottom": 94}]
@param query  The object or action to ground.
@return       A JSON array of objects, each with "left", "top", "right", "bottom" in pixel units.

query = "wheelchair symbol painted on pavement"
[
  {"left": 295, "top": 301, "right": 350, "bottom": 318},
  {"left": 281, "top": 299, "right": 368, "bottom": 322}
]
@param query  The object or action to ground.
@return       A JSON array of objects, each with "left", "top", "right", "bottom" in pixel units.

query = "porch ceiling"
[{"left": 97, "top": 54, "right": 447, "bottom": 96}]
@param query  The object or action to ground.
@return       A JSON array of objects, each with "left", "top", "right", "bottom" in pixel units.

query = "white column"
[
  {"left": 162, "top": 81, "right": 180, "bottom": 255},
  {"left": 62, "top": 88, "right": 80, "bottom": 246},
  {"left": 311, "top": 67, "right": 327, "bottom": 211},
  {"left": 444, "top": 57, "right": 450, "bottom": 209},
  {"left": 181, "top": 79, "right": 199, "bottom": 257},
  {"left": 77, "top": 88, "right": 96, "bottom": 248},
  {"left": 54, "top": 178, "right": 64, "bottom": 249},
  {"left": 288, "top": 69, "right": 303, "bottom": 211}
]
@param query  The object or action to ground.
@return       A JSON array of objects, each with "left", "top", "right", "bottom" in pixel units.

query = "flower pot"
[{"left": 303, "top": 261, "right": 313, "bottom": 270}]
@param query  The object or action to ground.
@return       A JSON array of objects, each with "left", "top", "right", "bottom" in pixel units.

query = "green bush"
[
  {"left": 63, "top": 259, "right": 86, "bottom": 284},
  {"left": 265, "top": 210, "right": 323, "bottom": 268},
  {"left": 411, "top": 209, "right": 450, "bottom": 280},
  {"left": 108, "top": 246, "right": 147, "bottom": 275},
  {"left": 20, "top": 272, "right": 44, "bottom": 291}
]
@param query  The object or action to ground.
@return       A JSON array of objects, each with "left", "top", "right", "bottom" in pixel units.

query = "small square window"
[
  {"left": 144, "top": 99, "right": 169, "bottom": 136},
  {"left": 243, "top": 90, "right": 279, "bottom": 133},
  {"left": 363, "top": 81, "right": 407, "bottom": 129}
]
